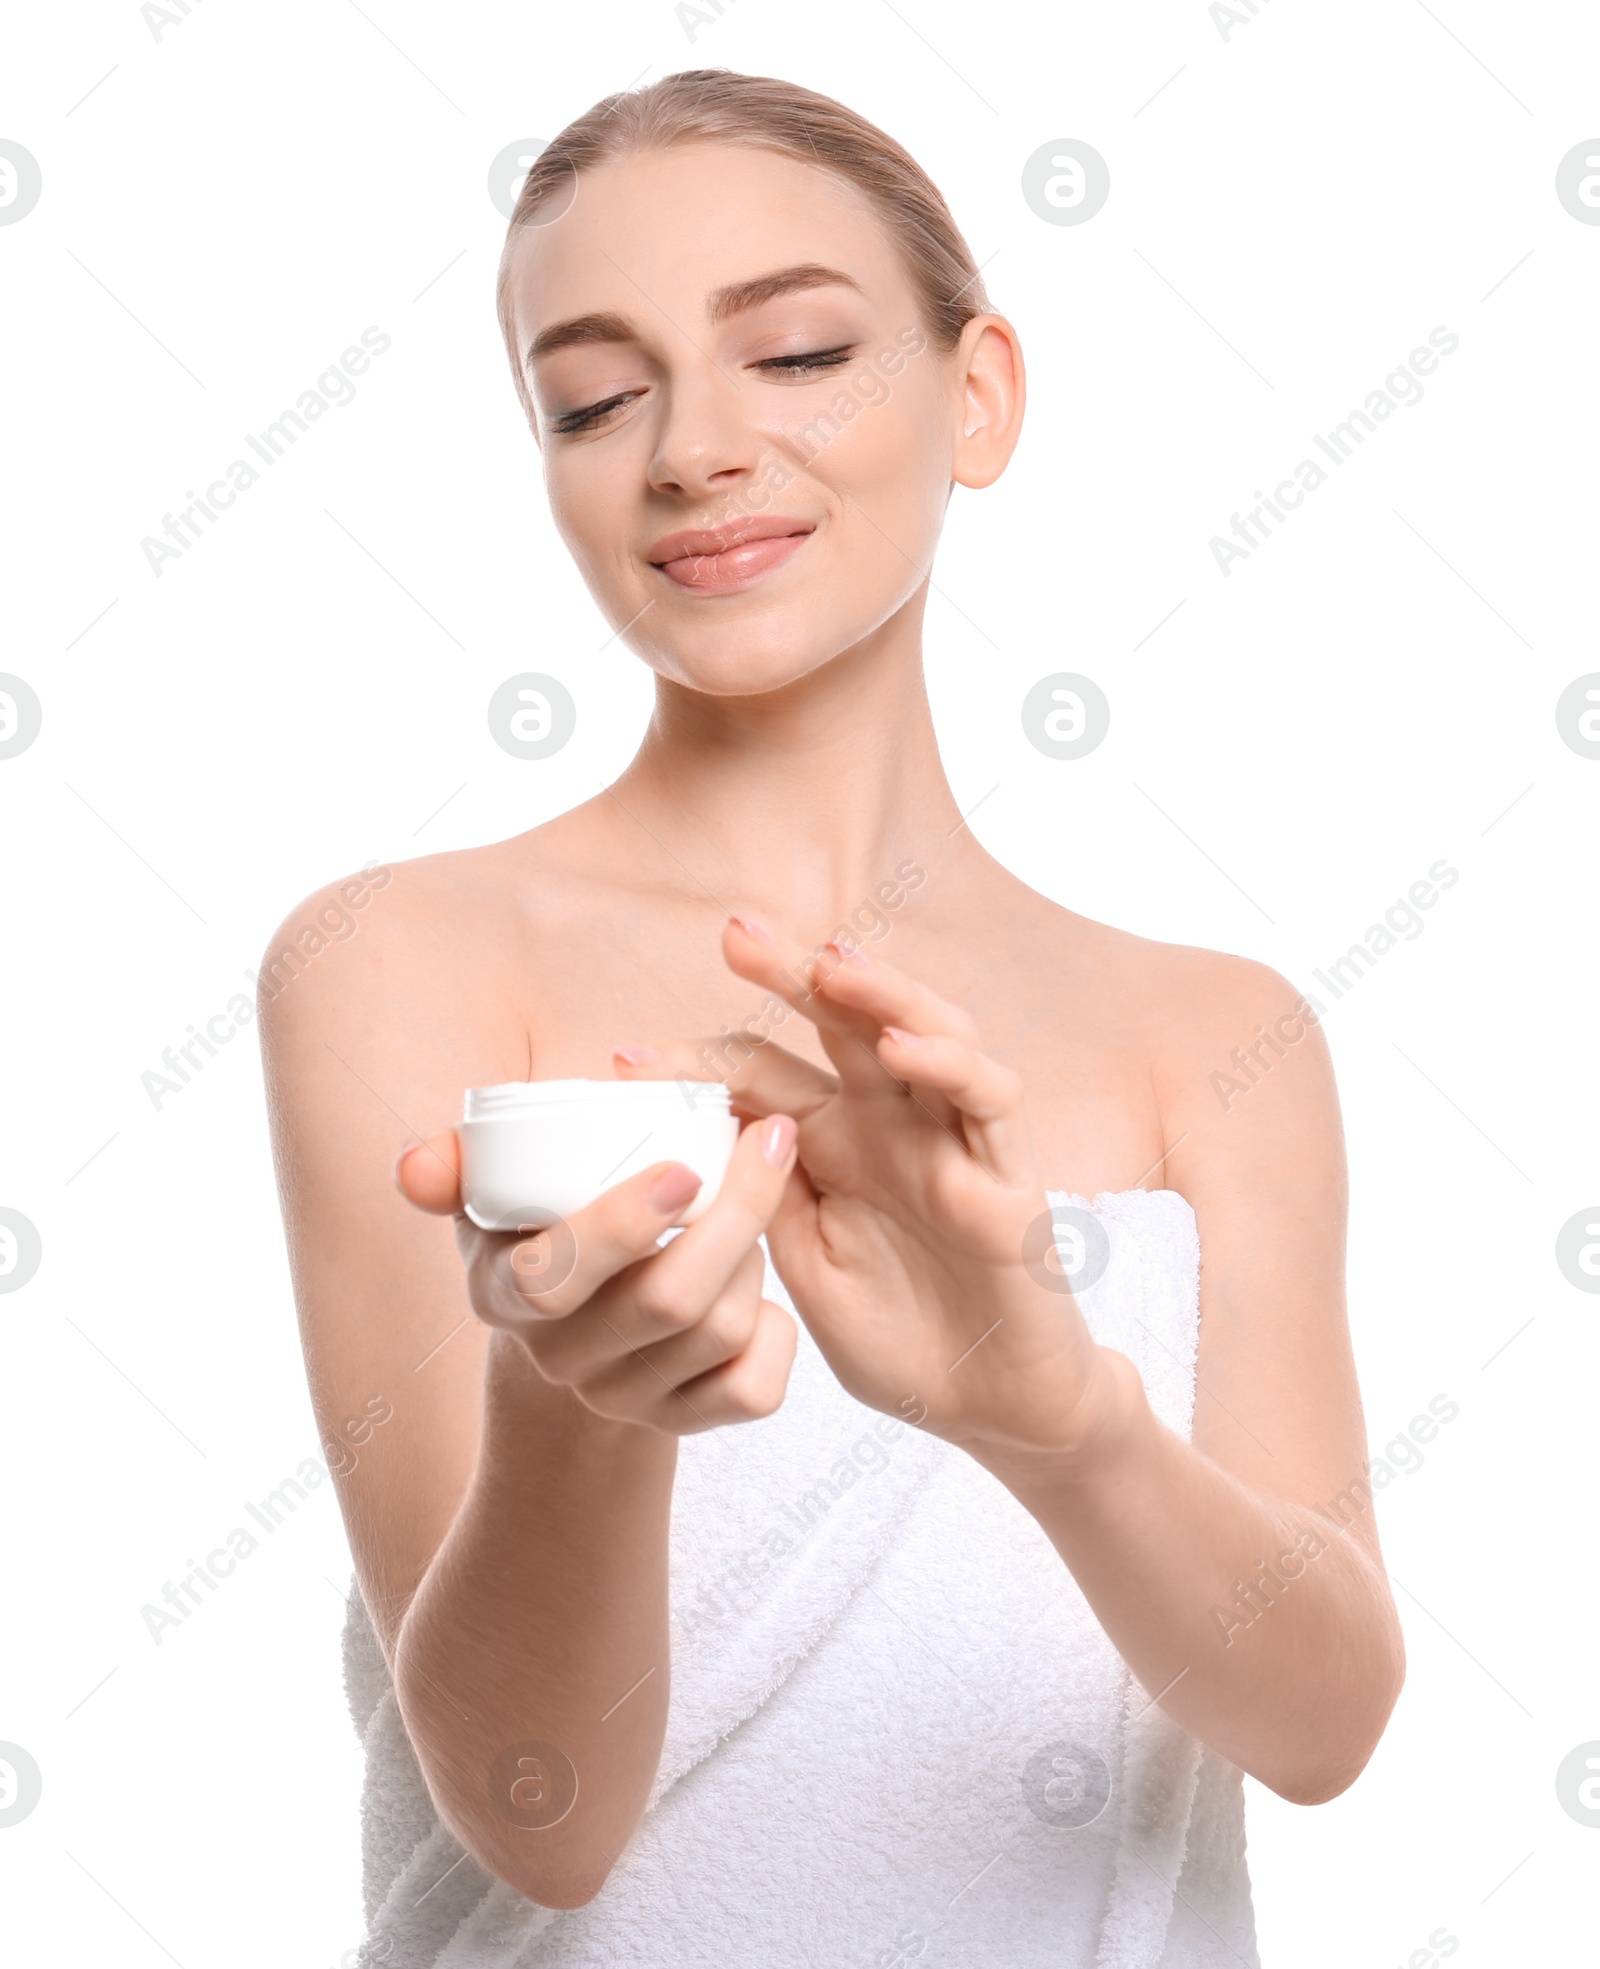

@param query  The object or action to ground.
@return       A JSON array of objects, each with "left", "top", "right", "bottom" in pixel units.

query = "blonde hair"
[{"left": 495, "top": 68, "right": 989, "bottom": 412}]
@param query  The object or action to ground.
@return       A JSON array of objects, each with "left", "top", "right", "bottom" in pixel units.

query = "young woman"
[{"left": 262, "top": 69, "right": 1403, "bottom": 1968}]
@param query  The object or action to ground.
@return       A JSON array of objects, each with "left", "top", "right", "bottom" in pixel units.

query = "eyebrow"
[{"left": 525, "top": 263, "right": 865, "bottom": 368}]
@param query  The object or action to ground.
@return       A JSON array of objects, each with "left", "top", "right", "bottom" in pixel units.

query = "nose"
[{"left": 647, "top": 360, "right": 763, "bottom": 507}]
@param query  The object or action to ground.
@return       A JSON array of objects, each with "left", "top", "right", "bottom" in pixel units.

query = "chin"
[
  {"left": 626, "top": 597, "right": 862, "bottom": 698},
  {"left": 649, "top": 633, "right": 841, "bottom": 698}
]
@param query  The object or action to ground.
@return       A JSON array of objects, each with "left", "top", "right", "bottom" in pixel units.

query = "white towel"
[{"left": 342, "top": 1190, "right": 1258, "bottom": 1967}]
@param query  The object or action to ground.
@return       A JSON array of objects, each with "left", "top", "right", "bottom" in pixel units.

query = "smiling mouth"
[{"left": 646, "top": 518, "right": 816, "bottom": 593}]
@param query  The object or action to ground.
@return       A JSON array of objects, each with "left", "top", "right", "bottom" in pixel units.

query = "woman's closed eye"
[
  {"left": 549, "top": 345, "right": 861, "bottom": 436},
  {"left": 550, "top": 389, "right": 645, "bottom": 435},
  {"left": 752, "top": 344, "right": 859, "bottom": 378}
]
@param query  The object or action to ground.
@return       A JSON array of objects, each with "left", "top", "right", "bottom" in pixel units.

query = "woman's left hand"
[{"left": 615, "top": 917, "right": 1131, "bottom": 1464}]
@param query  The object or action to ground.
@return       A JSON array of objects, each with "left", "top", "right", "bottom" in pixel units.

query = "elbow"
[
  {"left": 1263, "top": 1622, "right": 1407, "bottom": 1808},
  {"left": 391, "top": 1642, "right": 640, "bottom": 1913},
  {"left": 1259, "top": 1727, "right": 1383, "bottom": 1806},
  {"left": 420, "top": 1775, "right": 621, "bottom": 1911},
  {"left": 430, "top": 1808, "right": 618, "bottom": 1912},
  {"left": 491, "top": 1855, "right": 614, "bottom": 1911},
  {"left": 403, "top": 1736, "right": 620, "bottom": 1911},
  {"left": 1266, "top": 1761, "right": 1366, "bottom": 1808}
]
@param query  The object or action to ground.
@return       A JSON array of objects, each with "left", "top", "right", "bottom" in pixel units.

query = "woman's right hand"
[{"left": 394, "top": 1112, "right": 801, "bottom": 1435}]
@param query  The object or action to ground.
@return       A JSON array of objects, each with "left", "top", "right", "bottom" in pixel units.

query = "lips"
[{"left": 645, "top": 516, "right": 816, "bottom": 593}]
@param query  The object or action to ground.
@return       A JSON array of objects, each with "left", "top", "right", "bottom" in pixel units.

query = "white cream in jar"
[{"left": 459, "top": 1078, "right": 738, "bottom": 1231}]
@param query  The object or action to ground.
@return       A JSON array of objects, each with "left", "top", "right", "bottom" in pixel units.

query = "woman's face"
[{"left": 502, "top": 143, "right": 989, "bottom": 696}]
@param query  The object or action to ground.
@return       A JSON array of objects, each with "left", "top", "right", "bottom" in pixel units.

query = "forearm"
[
  {"left": 395, "top": 1329, "right": 678, "bottom": 1907},
  {"left": 970, "top": 1348, "right": 1405, "bottom": 1804}
]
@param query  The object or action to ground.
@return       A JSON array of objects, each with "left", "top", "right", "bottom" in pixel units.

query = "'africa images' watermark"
[
  {"left": 684, "top": 858, "right": 928, "bottom": 1099},
  {"left": 139, "top": 1398, "right": 392, "bottom": 1645},
  {"left": 1208, "top": 325, "right": 1460, "bottom": 577},
  {"left": 679, "top": 1410, "right": 926, "bottom": 1641},
  {"left": 1209, "top": 858, "right": 1459, "bottom": 1111},
  {"left": 691, "top": 325, "right": 929, "bottom": 541},
  {"left": 138, "top": 327, "right": 392, "bottom": 578},
  {"left": 1209, "top": 1393, "right": 1459, "bottom": 1646},
  {"left": 142, "top": 860, "right": 391, "bottom": 1108}
]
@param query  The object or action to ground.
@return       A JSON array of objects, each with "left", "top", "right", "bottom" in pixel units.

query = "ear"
[{"left": 951, "top": 316, "right": 1025, "bottom": 490}]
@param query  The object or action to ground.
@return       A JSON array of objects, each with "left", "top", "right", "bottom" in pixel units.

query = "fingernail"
[
  {"left": 762, "top": 1114, "right": 798, "bottom": 1166},
  {"left": 882, "top": 1024, "right": 924, "bottom": 1046},
  {"left": 827, "top": 938, "right": 870, "bottom": 968},
  {"left": 648, "top": 1163, "right": 703, "bottom": 1214},
  {"left": 732, "top": 914, "right": 776, "bottom": 946},
  {"left": 392, "top": 1142, "right": 419, "bottom": 1190},
  {"left": 613, "top": 1044, "right": 662, "bottom": 1066}
]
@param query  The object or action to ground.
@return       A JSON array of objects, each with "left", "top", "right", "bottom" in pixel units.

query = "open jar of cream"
[{"left": 459, "top": 1078, "right": 739, "bottom": 1231}]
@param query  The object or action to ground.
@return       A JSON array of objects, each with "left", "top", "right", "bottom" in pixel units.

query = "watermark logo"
[
  {"left": 488, "top": 139, "right": 547, "bottom": 219},
  {"left": 0, "top": 674, "right": 42, "bottom": 760},
  {"left": 867, "top": 1925, "right": 928, "bottom": 1965},
  {"left": 1020, "top": 1739, "right": 1111, "bottom": 1827},
  {"left": 0, "top": 1208, "right": 42, "bottom": 1295},
  {"left": 488, "top": 673, "right": 576, "bottom": 760},
  {"left": 1021, "top": 673, "right": 1110, "bottom": 760},
  {"left": 324, "top": 1943, "right": 393, "bottom": 1969},
  {"left": 0, "top": 1742, "right": 43, "bottom": 1827},
  {"left": 1555, "top": 673, "right": 1600, "bottom": 759},
  {"left": 1021, "top": 1205, "right": 1111, "bottom": 1297},
  {"left": 0, "top": 141, "right": 41, "bottom": 226},
  {"left": 1021, "top": 141, "right": 1110, "bottom": 226},
  {"left": 1555, "top": 1741, "right": 1600, "bottom": 1826},
  {"left": 1555, "top": 1208, "right": 1600, "bottom": 1293},
  {"left": 1555, "top": 141, "right": 1600, "bottom": 225},
  {"left": 502, "top": 1209, "right": 581, "bottom": 1299},
  {"left": 489, "top": 1739, "right": 579, "bottom": 1830}
]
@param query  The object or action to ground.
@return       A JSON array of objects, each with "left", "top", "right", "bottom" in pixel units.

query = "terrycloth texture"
[{"left": 341, "top": 1189, "right": 1259, "bottom": 1967}]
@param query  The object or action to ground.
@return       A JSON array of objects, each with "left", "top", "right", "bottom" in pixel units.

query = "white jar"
[{"left": 459, "top": 1078, "right": 739, "bottom": 1231}]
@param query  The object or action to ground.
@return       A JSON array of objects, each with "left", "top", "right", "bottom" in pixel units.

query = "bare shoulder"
[
  {"left": 257, "top": 840, "right": 514, "bottom": 1025},
  {"left": 253, "top": 814, "right": 605, "bottom": 1066},
  {"left": 1040, "top": 916, "right": 1359, "bottom": 1507},
  {"left": 1051, "top": 910, "right": 1335, "bottom": 1134},
  {"left": 1130, "top": 935, "right": 1327, "bottom": 1105},
  {"left": 1005, "top": 887, "right": 1345, "bottom": 1226}
]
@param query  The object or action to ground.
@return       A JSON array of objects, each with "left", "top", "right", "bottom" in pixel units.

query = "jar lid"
[{"left": 464, "top": 1077, "right": 732, "bottom": 1121}]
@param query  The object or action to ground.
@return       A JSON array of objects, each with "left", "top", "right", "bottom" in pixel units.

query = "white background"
[{"left": 3, "top": 1, "right": 1597, "bottom": 1963}]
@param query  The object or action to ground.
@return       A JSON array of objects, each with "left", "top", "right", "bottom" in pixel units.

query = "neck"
[{"left": 605, "top": 598, "right": 983, "bottom": 939}]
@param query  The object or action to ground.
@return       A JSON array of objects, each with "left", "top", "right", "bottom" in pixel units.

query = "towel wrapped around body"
[{"left": 342, "top": 1188, "right": 1260, "bottom": 1967}]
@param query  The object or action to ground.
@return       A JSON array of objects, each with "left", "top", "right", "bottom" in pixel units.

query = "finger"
[
  {"left": 486, "top": 1157, "right": 708, "bottom": 1322},
  {"left": 720, "top": 916, "right": 900, "bottom": 1093},
  {"left": 809, "top": 938, "right": 979, "bottom": 1046},
  {"left": 586, "top": 1111, "right": 800, "bottom": 1352},
  {"left": 874, "top": 1027, "right": 1032, "bottom": 1182},
  {"left": 662, "top": 1295, "right": 798, "bottom": 1430},
  {"left": 612, "top": 1033, "right": 837, "bottom": 1120},
  {"left": 395, "top": 1128, "right": 463, "bottom": 1214},
  {"left": 567, "top": 1245, "right": 766, "bottom": 1402},
  {"left": 762, "top": 1155, "right": 824, "bottom": 1305},
  {"left": 875, "top": 1029, "right": 1020, "bottom": 1122},
  {"left": 797, "top": 937, "right": 1024, "bottom": 1160}
]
